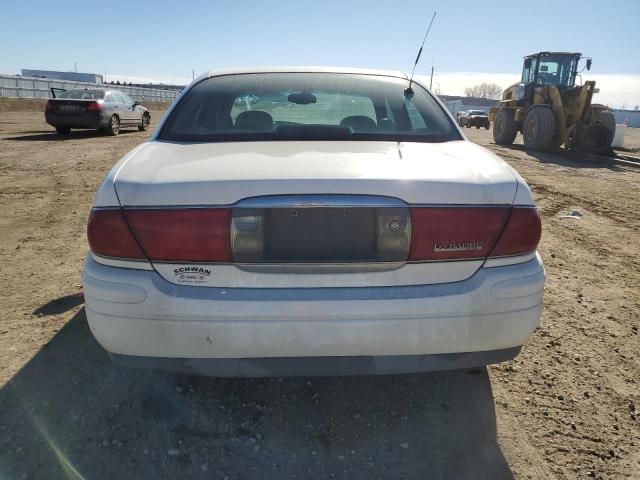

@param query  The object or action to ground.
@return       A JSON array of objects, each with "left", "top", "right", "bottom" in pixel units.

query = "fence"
[{"left": 0, "top": 74, "right": 180, "bottom": 103}]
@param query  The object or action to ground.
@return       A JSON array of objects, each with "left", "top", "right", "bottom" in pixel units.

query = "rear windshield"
[
  {"left": 158, "top": 73, "right": 460, "bottom": 143},
  {"left": 57, "top": 89, "right": 105, "bottom": 100}
]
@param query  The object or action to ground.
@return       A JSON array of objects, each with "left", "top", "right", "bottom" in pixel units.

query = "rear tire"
[
  {"left": 138, "top": 113, "right": 150, "bottom": 131},
  {"left": 55, "top": 127, "right": 70, "bottom": 135},
  {"left": 493, "top": 109, "right": 518, "bottom": 145},
  {"left": 549, "top": 134, "right": 564, "bottom": 149},
  {"left": 485, "top": 124, "right": 490, "bottom": 130},
  {"left": 573, "top": 123, "right": 613, "bottom": 154},
  {"left": 522, "top": 106, "right": 555, "bottom": 151},
  {"left": 108, "top": 115, "right": 120, "bottom": 136},
  {"left": 475, "top": 124, "right": 480, "bottom": 129},
  {"left": 596, "top": 111, "right": 616, "bottom": 139}
]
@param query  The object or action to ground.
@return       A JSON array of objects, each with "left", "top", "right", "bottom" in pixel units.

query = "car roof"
[{"left": 194, "top": 66, "right": 409, "bottom": 84}]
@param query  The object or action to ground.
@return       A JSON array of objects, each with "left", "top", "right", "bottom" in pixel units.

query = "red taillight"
[
  {"left": 45, "top": 100, "right": 54, "bottom": 111},
  {"left": 87, "top": 209, "right": 146, "bottom": 259},
  {"left": 409, "top": 207, "right": 510, "bottom": 261},
  {"left": 124, "top": 209, "right": 232, "bottom": 262},
  {"left": 87, "top": 101, "right": 102, "bottom": 111},
  {"left": 409, "top": 206, "right": 540, "bottom": 261},
  {"left": 88, "top": 205, "right": 539, "bottom": 264},
  {"left": 490, "top": 207, "right": 541, "bottom": 257}
]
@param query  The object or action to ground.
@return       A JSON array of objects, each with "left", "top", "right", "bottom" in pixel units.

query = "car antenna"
[{"left": 405, "top": 11, "right": 437, "bottom": 97}]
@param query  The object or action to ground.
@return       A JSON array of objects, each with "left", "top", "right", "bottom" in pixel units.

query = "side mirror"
[
  {"left": 586, "top": 59, "right": 592, "bottom": 71},
  {"left": 133, "top": 100, "right": 140, "bottom": 107}
]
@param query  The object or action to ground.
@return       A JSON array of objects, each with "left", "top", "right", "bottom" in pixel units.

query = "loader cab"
[{"left": 521, "top": 52, "right": 584, "bottom": 90}]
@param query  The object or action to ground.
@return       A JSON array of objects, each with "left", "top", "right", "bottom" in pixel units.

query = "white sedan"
[{"left": 83, "top": 67, "right": 545, "bottom": 377}]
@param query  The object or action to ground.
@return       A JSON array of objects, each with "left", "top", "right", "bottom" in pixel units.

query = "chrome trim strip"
[
  {"left": 92, "top": 206, "right": 121, "bottom": 211},
  {"left": 115, "top": 202, "right": 526, "bottom": 210},
  {"left": 482, "top": 251, "right": 537, "bottom": 268},
  {"left": 147, "top": 257, "right": 485, "bottom": 266},
  {"left": 234, "top": 262, "right": 406, "bottom": 274},
  {"left": 91, "top": 253, "right": 154, "bottom": 271},
  {"left": 233, "top": 195, "right": 407, "bottom": 208}
]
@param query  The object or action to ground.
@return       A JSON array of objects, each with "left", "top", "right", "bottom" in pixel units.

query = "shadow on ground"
[
  {"left": 4, "top": 129, "right": 139, "bottom": 141},
  {"left": 0, "top": 309, "right": 513, "bottom": 480},
  {"left": 492, "top": 143, "right": 626, "bottom": 171},
  {"left": 33, "top": 293, "right": 84, "bottom": 317}
]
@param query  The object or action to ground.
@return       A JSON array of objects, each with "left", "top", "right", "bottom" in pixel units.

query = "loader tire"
[
  {"left": 573, "top": 123, "right": 613, "bottom": 154},
  {"left": 596, "top": 111, "right": 616, "bottom": 139},
  {"left": 549, "top": 134, "right": 564, "bottom": 149},
  {"left": 493, "top": 109, "right": 518, "bottom": 145},
  {"left": 523, "top": 106, "right": 555, "bottom": 151}
]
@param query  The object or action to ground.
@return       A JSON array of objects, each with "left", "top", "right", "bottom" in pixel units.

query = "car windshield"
[
  {"left": 56, "top": 89, "right": 105, "bottom": 100},
  {"left": 158, "top": 73, "right": 461, "bottom": 143}
]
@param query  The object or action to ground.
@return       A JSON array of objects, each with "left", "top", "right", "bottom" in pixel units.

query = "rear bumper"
[
  {"left": 83, "top": 253, "right": 545, "bottom": 375},
  {"left": 45, "top": 111, "right": 107, "bottom": 129},
  {"left": 109, "top": 347, "right": 521, "bottom": 377},
  {"left": 469, "top": 118, "right": 490, "bottom": 127}
]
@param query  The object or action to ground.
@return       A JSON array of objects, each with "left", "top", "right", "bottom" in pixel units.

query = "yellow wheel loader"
[{"left": 489, "top": 52, "right": 615, "bottom": 153}]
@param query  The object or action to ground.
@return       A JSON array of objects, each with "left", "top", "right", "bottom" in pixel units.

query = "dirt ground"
[{"left": 0, "top": 108, "right": 638, "bottom": 480}]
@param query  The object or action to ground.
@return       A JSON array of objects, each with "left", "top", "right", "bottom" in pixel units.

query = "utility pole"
[
  {"left": 74, "top": 62, "right": 77, "bottom": 73},
  {"left": 192, "top": 69, "right": 195, "bottom": 81}
]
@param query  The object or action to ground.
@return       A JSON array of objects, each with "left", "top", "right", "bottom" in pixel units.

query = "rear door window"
[
  {"left": 108, "top": 92, "right": 121, "bottom": 104},
  {"left": 57, "top": 89, "right": 105, "bottom": 100},
  {"left": 120, "top": 93, "right": 134, "bottom": 105}
]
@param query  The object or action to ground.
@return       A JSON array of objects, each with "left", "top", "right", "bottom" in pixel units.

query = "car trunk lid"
[
  {"left": 114, "top": 140, "right": 517, "bottom": 206},
  {"left": 47, "top": 99, "right": 98, "bottom": 115},
  {"left": 113, "top": 140, "right": 520, "bottom": 287}
]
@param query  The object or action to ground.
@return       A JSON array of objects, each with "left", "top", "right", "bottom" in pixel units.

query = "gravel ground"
[{"left": 0, "top": 110, "right": 638, "bottom": 479}]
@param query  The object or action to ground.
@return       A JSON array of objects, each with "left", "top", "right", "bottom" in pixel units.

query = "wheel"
[
  {"left": 493, "top": 109, "right": 518, "bottom": 145},
  {"left": 484, "top": 124, "right": 490, "bottom": 130},
  {"left": 108, "top": 115, "right": 120, "bottom": 136},
  {"left": 549, "top": 134, "right": 564, "bottom": 149},
  {"left": 475, "top": 124, "right": 480, "bottom": 129},
  {"left": 55, "top": 127, "right": 70, "bottom": 134},
  {"left": 595, "top": 111, "right": 616, "bottom": 139},
  {"left": 573, "top": 123, "right": 613, "bottom": 154},
  {"left": 138, "top": 113, "right": 150, "bottom": 131},
  {"left": 522, "top": 106, "right": 556, "bottom": 151}
]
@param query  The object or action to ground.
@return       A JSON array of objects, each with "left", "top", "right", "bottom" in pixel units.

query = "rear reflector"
[
  {"left": 87, "top": 209, "right": 146, "bottom": 260},
  {"left": 87, "top": 101, "right": 102, "bottom": 111},
  {"left": 124, "top": 209, "right": 232, "bottom": 262}
]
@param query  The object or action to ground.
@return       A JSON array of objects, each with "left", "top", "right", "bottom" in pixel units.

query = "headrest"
[
  {"left": 235, "top": 111, "right": 274, "bottom": 130},
  {"left": 340, "top": 115, "right": 377, "bottom": 132}
]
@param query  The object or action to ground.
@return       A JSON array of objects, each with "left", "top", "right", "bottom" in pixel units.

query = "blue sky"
[{"left": 1, "top": 0, "right": 639, "bottom": 105}]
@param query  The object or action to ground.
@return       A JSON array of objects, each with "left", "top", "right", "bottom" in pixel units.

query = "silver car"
[{"left": 45, "top": 88, "right": 150, "bottom": 135}]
